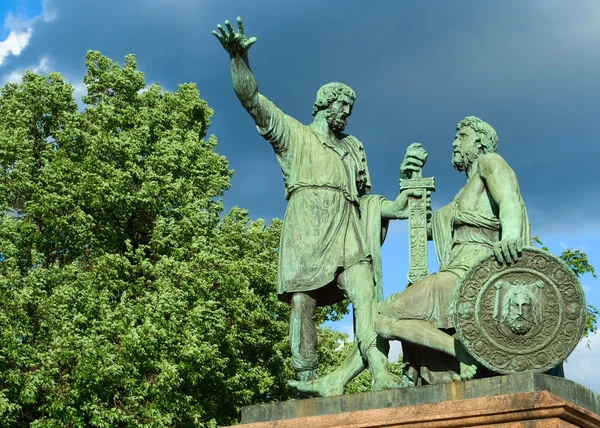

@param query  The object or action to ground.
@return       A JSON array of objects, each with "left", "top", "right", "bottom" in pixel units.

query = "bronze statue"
[
  {"left": 292, "top": 116, "right": 530, "bottom": 395},
  {"left": 212, "top": 17, "right": 418, "bottom": 391}
]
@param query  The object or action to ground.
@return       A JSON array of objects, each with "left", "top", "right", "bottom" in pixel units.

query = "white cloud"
[
  {"left": 0, "top": 0, "right": 58, "bottom": 68},
  {"left": 70, "top": 80, "right": 86, "bottom": 106},
  {"left": 338, "top": 323, "right": 354, "bottom": 341},
  {"left": 32, "top": 56, "right": 48, "bottom": 73},
  {"left": 67, "top": 80, "right": 87, "bottom": 110},
  {"left": 389, "top": 340, "right": 402, "bottom": 362},
  {"left": 2, "top": 55, "right": 50, "bottom": 84},
  {"left": 71, "top": 81, "right": 86, "bottom": 97},
  {"left": 564, "top": 333, "right": 600, "bottom": 393},
  {"left": 42, "top": 0, "right": 58, "bottom": 22},
  {"left": 0, "top": 29, "right": 32, "bottom": 66},
  {"left": 137, "top": 82, "right": 157, "bottom": 95}
]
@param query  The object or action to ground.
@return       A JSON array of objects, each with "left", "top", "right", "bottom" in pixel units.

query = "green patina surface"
[
  {"left": 213, "top": 17, "right": 415, "bottom": 392},
  {"left": 213, "top": 17, "right": 586, "bottom": 399}
]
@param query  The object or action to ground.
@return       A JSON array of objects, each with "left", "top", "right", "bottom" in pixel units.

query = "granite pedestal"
[{"left": 231, "top": 373, "right": 600, "bottom": 427}]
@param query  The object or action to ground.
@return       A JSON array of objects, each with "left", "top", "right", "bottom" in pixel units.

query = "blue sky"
[{"left": 1, "top": 0, "right": 599, "bottom": 392}]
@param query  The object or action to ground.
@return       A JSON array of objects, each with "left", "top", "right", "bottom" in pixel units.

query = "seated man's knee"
[{"left": 374, "top": 314, "right": 393, "bottom": 340}]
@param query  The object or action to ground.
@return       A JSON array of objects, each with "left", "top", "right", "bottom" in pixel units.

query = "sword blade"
[{"left": 407, "top": 193, "right": 429, "bottom": 284}]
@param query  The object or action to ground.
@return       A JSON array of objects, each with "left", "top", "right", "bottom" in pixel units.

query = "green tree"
[
  {"left": 0, "top": 51, "right": 346, "bottom": 427},
  {"left": 532, "top": 237, "right": 598, "bottom": 338}
]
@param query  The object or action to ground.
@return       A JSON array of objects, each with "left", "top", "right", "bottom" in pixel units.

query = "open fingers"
[
  {"left": 217, "top": 24, "right": 227, "bottom": 38},
  {"left": 212, "top": 30, "right": 223, "bottom": 42},
  {"left": 225, "top": 20, "right": 235, "bottom": 35},
  {"left": 237, "top": 17, "right": 244, "bottom": 35},
  {"left": 244, "top": 36, "right": 257, "bottom": 48}
]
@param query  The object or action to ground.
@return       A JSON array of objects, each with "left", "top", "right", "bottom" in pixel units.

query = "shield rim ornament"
[{"left": 454, "top": 246, "right": 586, "bottom": 374}]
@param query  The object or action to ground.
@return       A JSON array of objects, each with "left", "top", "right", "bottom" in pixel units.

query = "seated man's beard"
[
  {"left": 326, "top": 108, "right": 347, "bottom": 134},
  {"left": 452, "top": 147, "right": 478, "bottom": 172}
]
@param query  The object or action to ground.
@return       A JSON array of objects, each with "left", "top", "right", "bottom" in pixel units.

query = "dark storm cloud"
[{"left": 3, "top": 0, "right": 599, "bottom": 233}]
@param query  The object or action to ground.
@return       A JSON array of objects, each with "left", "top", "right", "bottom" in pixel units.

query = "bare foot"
[
  {"left": 288, "top": 377, "right": 344, "bottom": 398},
  {"left": 454, "top": 341, "right": 479, "bottom": 381},
  {"left": 452, "top": 362, "right": 477, "bottom": 381},
  {"left": 371, "top": 372, "right": 409, "bottom": 391}
]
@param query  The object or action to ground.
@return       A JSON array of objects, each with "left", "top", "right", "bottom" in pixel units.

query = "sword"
[{"left": 399, "top": 146, "right": 435, "bottom": 285}]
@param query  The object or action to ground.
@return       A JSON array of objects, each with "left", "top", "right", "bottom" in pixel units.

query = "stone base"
[{"left": 232, "top": 373, "right": 600, "bottom": 427}]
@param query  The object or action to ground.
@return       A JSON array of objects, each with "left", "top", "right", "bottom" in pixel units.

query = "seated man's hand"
[{"left": 493, "top": 236, "right": 523, "bottom": 264}]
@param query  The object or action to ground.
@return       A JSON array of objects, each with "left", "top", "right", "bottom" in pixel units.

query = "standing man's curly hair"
[
  {"left": 457, "top": 116, "right": 499, "bottom": 154},
  {"left": 312, "top": 82, "right": 356, "bottom": 116}
]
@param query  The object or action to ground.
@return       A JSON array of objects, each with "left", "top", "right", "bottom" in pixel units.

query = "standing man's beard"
[
  {"left": 326, "top": 108, "right": 348, "bottom": 134},
  {"left": 452, "top": 147, "right": 479, "bottom": 172}
]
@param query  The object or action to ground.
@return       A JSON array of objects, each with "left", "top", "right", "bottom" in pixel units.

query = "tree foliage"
[
  {"left": 1, "top": 50, "right": 595, "bottom": 426},
  {"left": 532, "top": 237, "right": 598, "bottom": 337},
  {"left": 0, "top": 51, "right": 324, "bottom": 427}
]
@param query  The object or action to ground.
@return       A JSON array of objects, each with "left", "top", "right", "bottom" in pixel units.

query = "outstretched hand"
[{"left": 212, "top": 17, "right": 257, "bottom": 57}]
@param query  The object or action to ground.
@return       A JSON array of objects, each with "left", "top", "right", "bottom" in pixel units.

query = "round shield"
[{"left": 454, "top": 246, "right": 586, "bottom": 374}]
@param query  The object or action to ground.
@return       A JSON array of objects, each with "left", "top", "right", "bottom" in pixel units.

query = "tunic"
[{"left": 256, "top": 95, "right": 382, "bottom": 306}]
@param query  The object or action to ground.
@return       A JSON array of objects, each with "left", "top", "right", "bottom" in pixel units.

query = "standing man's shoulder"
[
  {"left": 339, "top": 133, "right": 364, "bottom": 149},
  {"left": 256, "top": 94, "right": 307, "bottom": 152},
  {"left": 339, "top": 133, "right": 368, "bottom": 161}
]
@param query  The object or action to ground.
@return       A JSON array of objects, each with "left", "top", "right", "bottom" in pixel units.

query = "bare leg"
[
  {"left": 290, "top": 292, "right": 318, "bottom": 381},
  {"left": 288, "top": 263, "right": 406, "bottom": 397},
  {"left": 289, "top": 342, "right": 365, "bottom": 397},
  {"left": 375, "top": 316, "right": 477, "bottom": 380},
  {"left": 339, "top": 263, "right": 404, "bottom": 391}
]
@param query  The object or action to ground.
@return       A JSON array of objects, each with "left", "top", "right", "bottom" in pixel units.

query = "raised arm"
[
  {"left": 478, "top": 153, "right": 524, "bottom": 264},
  {"left": 213, "top": 17, "right": 268, "bottom": 128}
]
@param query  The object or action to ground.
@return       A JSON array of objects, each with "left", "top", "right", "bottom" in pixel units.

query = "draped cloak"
[
  {"left": 256, "top": 95, "right": 388, "bottom": 306},
  {"left": 432, "top": 187, "right": 531, "bottom": 280}
]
